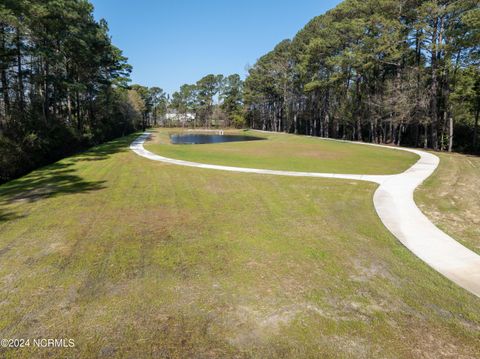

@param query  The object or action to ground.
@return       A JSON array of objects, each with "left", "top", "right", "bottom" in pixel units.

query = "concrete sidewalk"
[{"left": 373, "top": 148, "right": 480, "bottom": 297}]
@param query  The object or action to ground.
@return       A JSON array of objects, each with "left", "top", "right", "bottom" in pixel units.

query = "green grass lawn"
[
  {"left": 416, "top": 152, "right": 480, "bottom": 255},
  {"left": 0, "top": 133, "right": 479, "bottom": 358},
  {"left": 144, "top": 129, "right": 419, "bottom": 175}
]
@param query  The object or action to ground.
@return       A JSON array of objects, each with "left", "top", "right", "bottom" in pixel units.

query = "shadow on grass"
[
  {"left": 0, "top": 162, "right": 106, "bottom": 206},
  {"left": 70, "top": 136, "right": 131, "bottom": 162},
  {"left": 0, "top": 133, "right": 139, "bottom": 224},
  {"left": 0, "top": 209, "right": 24, "bottom": 222},
  {"left": 0, "top": 165, "right": 105, "bottom": 224}
]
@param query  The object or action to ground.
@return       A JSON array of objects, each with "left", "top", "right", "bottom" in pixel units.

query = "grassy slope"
[
  {"left": 0, "top": 134, "right": 479, "bottom": 358},
  {"left": 144, "top": 129, "right": 418, "bottom": 175},
  {"left": 416, "top": 152, "right": 480, "bottom": 255}
]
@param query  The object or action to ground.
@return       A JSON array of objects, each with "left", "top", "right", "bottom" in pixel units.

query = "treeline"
[
  {"left": 0, "top": 0, "right": 145, "bottom": 183},
  {"left": 169, "top": 74, "right": 244, "bottom": 128},
  {"left": 244, "top": 0, "right": 480, "bottom": 152}
]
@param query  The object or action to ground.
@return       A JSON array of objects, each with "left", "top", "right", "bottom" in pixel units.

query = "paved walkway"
[{"left": 130, "top": 132, "right": 480, "bottom": 297}]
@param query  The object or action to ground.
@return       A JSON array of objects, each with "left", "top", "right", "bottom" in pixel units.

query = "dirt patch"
[
  {"left": 228, "top": 303, "right": 325, "bottom": 347},
  {"left": 0, "top": 242, "right": 14, "bottom": 258},
  {"left": 324, "top": 335, "right": 373, "bottom": 358},
  {"left": 409, "top": 330, "right": 477, "bottom": 359},
  {"left": 351, "top": 259, "right": 395, "bottom": 283}
]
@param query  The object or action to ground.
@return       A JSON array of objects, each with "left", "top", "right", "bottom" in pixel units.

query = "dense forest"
[
  {"left": 244, "top": 0, "right": 480, "bottom": 152},
  {"left": 0, "top": 0, "right": 154, "bottom": 183}
]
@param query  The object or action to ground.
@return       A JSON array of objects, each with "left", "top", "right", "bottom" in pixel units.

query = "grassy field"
[
  {"left": 144, "top": 129, "right": 418, "bottom": 175},
  {"left": 0, "top": 133, "right": 479, "bottom": 358},
  {"left": 416, "top": 151, "right": 480, "bottom": 255}
]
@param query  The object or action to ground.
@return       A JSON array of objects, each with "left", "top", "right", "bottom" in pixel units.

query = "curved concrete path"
[{"left": 130, "top": 132, "right": 480, "bottom": 297}]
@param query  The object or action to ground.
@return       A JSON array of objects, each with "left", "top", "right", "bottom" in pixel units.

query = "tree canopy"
[
  {"left": 0, "top": 0, "right": 143, "bottom": 182},
  {"left": 169, "top": 73, "right": 244, "bottom": 128},
  {"left": 244, "top": 0, "right": 480, "bottom": 152}
]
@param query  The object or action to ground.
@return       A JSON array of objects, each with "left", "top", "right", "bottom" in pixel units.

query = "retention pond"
[{"left": 170, "top": 133, "right": 264, "bottom": 145}]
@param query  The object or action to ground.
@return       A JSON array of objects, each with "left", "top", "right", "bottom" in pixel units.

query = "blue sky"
[{"left": 91, "top": 0, "right": 342, "bottom": 95}]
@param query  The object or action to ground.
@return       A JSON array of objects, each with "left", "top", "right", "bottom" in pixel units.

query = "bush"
[{"left": 232, "top": 114, "right": 246, "bottom": 128}]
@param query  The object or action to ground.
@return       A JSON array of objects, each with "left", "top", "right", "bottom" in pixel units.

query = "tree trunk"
[
  {"left": 16, "top": 27, "right": 25, "bottom": 114},
  {"left": 325, "top": 112, "right": 329, "bottom": 138},
  {"left": 43, "top": 60, "right": 50, "bottom": 123},
  {"left": 324, "top": 89, "right": 330, "bottom": 138},
  {"left": 389, "top": 119, "right": 394, "bottom": 143},
  {"left": 448, "top": 117, "right": 453, "bottom": 152},
  {"left": 354, "top": 74, "right": 362, "bottom": 141},
  {"left": 0, "top": 67, "right": 8, "bottom": 122},
  {"left": 473, "top": 107, "right": 479, "bottom": 151},
  {"left": 414, "top": 122, "right": 419, "bottom": 148},
  {"left": 424, "top": 123, "right": 428, "bottom": 148},
  {"left": 76, "top": 89, "right": 82, "bottom": 132},
  {"left": 430, "top": 16, "right": 439, "bottom": 150},
  {"left": 262, "top": 103, "right": 266, "bottom": 131},
  {"left": 414, "top": 28, "right": 422, "bottom": 147},
  {"left": 66, "top": 89, "right": 72, "bottom": 123},
  {"left": 1, "top": 25, "right": 10, "bottom": 121}
]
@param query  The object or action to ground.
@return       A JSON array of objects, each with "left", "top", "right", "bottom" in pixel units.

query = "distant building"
[{"left": 165, "top": 110, "right": 195, "bottom": 126}]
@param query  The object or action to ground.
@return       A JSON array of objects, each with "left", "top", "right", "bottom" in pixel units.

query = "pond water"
[{"left": 170, "top": 133, "right": 264, "bottom": 145}]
